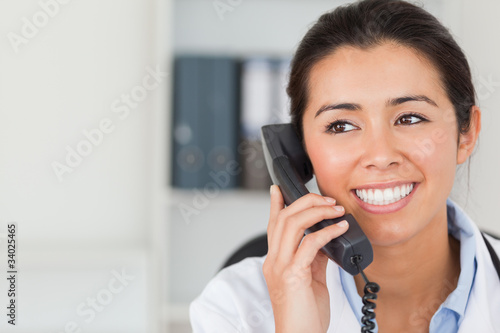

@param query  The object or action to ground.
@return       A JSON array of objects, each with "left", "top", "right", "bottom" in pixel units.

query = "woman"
[{"left": 190, "top": 0, "right": 500, "bottom": 332}]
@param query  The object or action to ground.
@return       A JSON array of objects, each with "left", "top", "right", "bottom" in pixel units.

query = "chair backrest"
[{"left": 220, "top": 233, "right": 268, "bottom": 270}]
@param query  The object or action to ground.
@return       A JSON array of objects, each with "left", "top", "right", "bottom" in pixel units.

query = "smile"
[{"left": 355, "top": 183, "right": 415, "bottom": 206}]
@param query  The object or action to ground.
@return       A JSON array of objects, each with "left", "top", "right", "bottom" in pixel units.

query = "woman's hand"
[{"left": 263, "top": 185, "right": 349, "bottom": 333}]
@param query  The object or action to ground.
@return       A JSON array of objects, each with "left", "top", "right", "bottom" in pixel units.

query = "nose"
[{"left": 360, "top": 127, "right": 404, "bottom": 170}]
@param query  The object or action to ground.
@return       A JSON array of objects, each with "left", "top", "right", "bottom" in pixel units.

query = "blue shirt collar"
[
  {"left": 439, "top": 198, "right": 477, "bottom": 324},
  {"left": 339, "top": 198, "right": 477, "bottom": 331}
]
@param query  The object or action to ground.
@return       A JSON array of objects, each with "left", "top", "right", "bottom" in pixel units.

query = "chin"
[{"left": 362, "top": 221, "right": 416, "bottom": 248}]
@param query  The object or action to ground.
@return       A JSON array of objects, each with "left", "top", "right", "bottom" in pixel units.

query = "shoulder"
[
  {"left": 204, "top": 256, "right": 269, "bottom": 300},
  {"left": 462, "top": 227, "right": 500, "bottom": 330},
  {"left": 190, "top": 256, "right": 275, "bottom": 333}
]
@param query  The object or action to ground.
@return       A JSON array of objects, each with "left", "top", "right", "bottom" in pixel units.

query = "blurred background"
[{"left": 0, "top": 0, "right": 499, "bottom": 332}]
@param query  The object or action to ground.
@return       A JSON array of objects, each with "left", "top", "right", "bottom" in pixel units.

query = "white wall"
[
  {"left": 0, "top": 0, "right": 171, "bottom": 331},
  {"left": 0, "top": 0, "right": 157, "bottom": 249},
  {"left": 173, "top": 0, "right": 450, "bottom": 56},
  {"left": 457, "top": 0, "right": 500, "bottom": 233}
]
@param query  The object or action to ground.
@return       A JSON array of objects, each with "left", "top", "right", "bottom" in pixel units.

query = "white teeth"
[
  {"left": 394, "top": 186, "right": 400, "bottom": 198},
  {"left": 355, "top": 183, "right": 415, "bottom": 206},
  {"left": 383, "top": 188, "right": 394, "bottom": 201}
]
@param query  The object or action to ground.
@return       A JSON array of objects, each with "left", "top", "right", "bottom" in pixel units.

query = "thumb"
[
  {"left": 310, "top": 251, "right": 329, "bottom": 284},
  {"left": 268, "top": 185, "right": 285, "bottom": 235}
]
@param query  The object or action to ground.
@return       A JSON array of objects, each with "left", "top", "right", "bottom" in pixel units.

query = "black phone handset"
[{"left": 261, "top": 124, "right": 380, "bottom": 333}]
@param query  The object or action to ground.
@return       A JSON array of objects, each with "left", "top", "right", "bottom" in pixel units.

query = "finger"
[
  {"left": 274, "top": 205, "right": 346, "bottom": 267},
  {"left": 268, "top": 185, "right": 285, "bottom": 238},
  {"left": 266, "top": 185, "right": 285, "bottom": 261},
  {"left": 292, "top": 220, "right": 349, "bottom": 273},
  {"left": 268, "top": 192, "right": 337, "bottom": 261},
  {"left": 310, "top": 250, "right": 330, "bottom": 285},
  {"left": 280, "top": 192, "right": 336, "bottom": 217}
]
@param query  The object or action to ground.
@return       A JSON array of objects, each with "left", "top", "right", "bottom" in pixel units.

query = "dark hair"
[{"left": 287, "top": 0, "right": 476, "bottom": 143}]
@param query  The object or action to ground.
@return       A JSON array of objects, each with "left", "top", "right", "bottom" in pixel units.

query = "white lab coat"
[{"left": 190, "top": 213, "right": 500, "bottom": 332}]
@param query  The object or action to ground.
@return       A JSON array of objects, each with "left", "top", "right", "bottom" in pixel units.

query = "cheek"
[
  {"left": 306, "top": 138, "right": 357, "bottom": 195},
  {"left": 426, "top": 142, "right": 457, "bottom": 190},
  {"left": 399, "top": 126, "right": 458, "bottom": 197},
  {"left": 405, "top": 126, "right": 457, "bottom": 170}
]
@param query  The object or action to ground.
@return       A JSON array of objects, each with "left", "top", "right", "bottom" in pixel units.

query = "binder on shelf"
[
  {"left": 240, "top": 58, "right": 274, "bottom": 141},
  {"left": 172, "top": 56, "right": 240, "bottom": 189},
  {"left": 276, "top": 58, "right": 292, "bottom": 124},
  {"left": 239, "top": 57, "right": 291, "bottom": 190}
]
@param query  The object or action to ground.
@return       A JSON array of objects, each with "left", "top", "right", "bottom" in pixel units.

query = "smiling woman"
[
  {"left": 189, "top": 1, "right": 500, "bottom": 333},
  {"left": 302, "top": 43, "right": 468, "bottom": 242}
]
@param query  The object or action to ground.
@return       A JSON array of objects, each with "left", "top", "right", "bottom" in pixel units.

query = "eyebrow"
[{"left": 314, "top": 95, "right": 438, "bottom": 118}]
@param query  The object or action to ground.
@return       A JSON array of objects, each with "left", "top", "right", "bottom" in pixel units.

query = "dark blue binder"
[{"left": 172, "top": 56, "right": 240, "bottom": 189}]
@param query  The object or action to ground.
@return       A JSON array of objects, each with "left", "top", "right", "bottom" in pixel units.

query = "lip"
[{"left": 351, "top": 182, "right": 419, "bottom": 214}]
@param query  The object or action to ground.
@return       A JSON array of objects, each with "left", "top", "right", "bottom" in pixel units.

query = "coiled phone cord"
[{"left": 352, "top": 256, "right": 380, "bottom": 333}]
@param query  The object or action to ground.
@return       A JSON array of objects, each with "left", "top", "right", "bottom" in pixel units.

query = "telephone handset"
[{"left": 261, "top": 123, "right": 373, "bottom": 275}]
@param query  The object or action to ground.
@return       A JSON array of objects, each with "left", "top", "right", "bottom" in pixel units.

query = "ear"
[{"left": 457, "top": 106, "right": 481, "bottom": 164}]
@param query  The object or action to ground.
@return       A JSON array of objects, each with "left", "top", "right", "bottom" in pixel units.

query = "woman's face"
[{"left": 302, "top": 42, "right": 470, "bottom": 246}]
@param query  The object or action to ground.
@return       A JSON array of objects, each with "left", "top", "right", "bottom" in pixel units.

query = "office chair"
[{"left": 220, "top": 233, "right": 268, "bottom": 270}]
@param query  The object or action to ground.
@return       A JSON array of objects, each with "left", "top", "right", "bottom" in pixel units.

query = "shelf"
[{"left": 166, "top": 187, "right": 270, "bottom": 206}]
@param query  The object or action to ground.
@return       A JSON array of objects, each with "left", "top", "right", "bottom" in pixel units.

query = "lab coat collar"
[
  {"left": 325, "top": 260, "right": 360, "bottom": 332},
  {"left": 455, "top": 205, "right": 500, "bottom": 332}
]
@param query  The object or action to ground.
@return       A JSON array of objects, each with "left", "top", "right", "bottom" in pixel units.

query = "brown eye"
[
  {"left": 396, "top": 114, "right": 426, "bottom": 125},
  {"left": 332, "top": 123, "right": 347, "bottom": 132},
  {"left": 326, "top": 121, "right": 357, "bottom": 134}
]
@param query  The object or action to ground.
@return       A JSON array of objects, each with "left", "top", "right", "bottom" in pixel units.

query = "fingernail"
[
  {"left": 324, "top": 197, "right": 336, "bottom": 204},
  {"left": 334, "top": 206, "right": 344, "bottom": 212},
  {"left": 337, "top": 220, "right": 348, "bottom": 227},
  {"left": 270, "top": 185, "right": 274, "bottom": 195}
]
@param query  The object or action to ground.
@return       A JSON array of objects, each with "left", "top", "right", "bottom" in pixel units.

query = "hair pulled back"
[{"left": 287, "top": 0, "right": 476, "bottom": 142}]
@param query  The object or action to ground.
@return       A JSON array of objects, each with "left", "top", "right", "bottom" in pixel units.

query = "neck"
[{"left": 354, "top": 205, "right": 461, "bottom": 327}]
